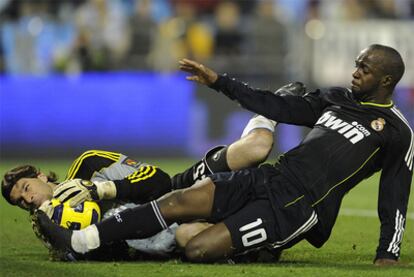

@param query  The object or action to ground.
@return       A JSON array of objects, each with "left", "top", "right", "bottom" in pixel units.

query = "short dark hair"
[
  {"left": 368, "top": 44, "right": 405, "bottom": 87},
  {"left": 1, "top": 165, "right": 58, "bottom": 205}
]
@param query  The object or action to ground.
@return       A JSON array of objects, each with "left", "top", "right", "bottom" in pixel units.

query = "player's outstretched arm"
[{"left": 179, "top": 58, "right": 218, "bottom": 86}]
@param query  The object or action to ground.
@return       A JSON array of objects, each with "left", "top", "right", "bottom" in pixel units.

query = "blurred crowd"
[
  {"left": 1, "top": 0, "right": 413, "bottom": 80},
  {"left": 0, "top": 0, "right": 413, "bottom": 154}
]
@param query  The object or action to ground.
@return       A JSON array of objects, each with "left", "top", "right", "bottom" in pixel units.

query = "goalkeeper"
[
  {"left": 1, "top": 81, "right": 305, "bottom": 261},
  {"left": 2, "top": 153, "right": 178, "bottom": 261}
]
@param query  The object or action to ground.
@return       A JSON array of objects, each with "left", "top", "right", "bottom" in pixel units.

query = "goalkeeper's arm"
[{"left": 53, "top": 166, "right": 172, "bottom": 207}]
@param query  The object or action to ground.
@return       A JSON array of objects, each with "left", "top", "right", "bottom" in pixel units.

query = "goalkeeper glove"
[
  {"left": 53, "top": 179, "right": 116, "bottom": 207},
  {"left": 37, "top": 200, "right": 54, "bottom": 218}
]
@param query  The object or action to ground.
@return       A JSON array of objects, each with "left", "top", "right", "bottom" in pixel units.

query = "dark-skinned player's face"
[{"left": 351, "top": 48, "right": 383, "bottom": 101}]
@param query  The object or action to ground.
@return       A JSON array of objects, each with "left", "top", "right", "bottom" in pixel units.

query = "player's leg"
[
  {"left": 184, "top": 199, "right": 279, "bottom": 263},
  {"left": 171, "top": 120, "right": 275, "bottom": 190},
  {"left": 224, "top": 81, "right": 307, "bottom": 170},
  {"left": 172, "top": 81, "right": 306, "bottom": 190},
  {"left": 227, "top": 127, "right": 273, "bottom": 170},
  {"left": 179, "top": 220, "right": 282, "bottom": 263},
  {"left": 164, "top": 169, "right": 312, "bottom": 263},
  {"left": 184, "top": 222, "right": 233, "bottom": 262},
  {"left": 181, "top": 167, "right": 278, "bottom": 262},
  {"left": 156, "top": 178, "right": 216, "bottom": 220},
  {"left": 227, "top": 81, "right": 307, "bottom": 170},
  {"left": 177, "top": 220, "right": 277, "bottom": 263},
  {"left": 175, "top": 222, "right": 212, "bottom": 248},
  {"left": 35, "top": 168, "right": 261, "bottom": 256},
  {"left": 35, "top": 177, "right": 220, "bottom": 255}
]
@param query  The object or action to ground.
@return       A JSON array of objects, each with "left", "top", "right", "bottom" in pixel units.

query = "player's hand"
[
  {"left": 53, "top": 179, "right": 100, "bottom": 207},
  {"left": 179, "top": 58, "right": 218, "bottom": 86},
  {"left": 53, "top": 179, "right": 117, "bottom": 207},
  {"left": 37, "top": 200, "right": 54, "bottom": 218},
  {"left": 374, "top": 258, "right": 399, "bottom": 266}
]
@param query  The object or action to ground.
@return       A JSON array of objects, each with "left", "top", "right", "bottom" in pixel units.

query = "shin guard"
[{"left": 171, "top": 145, "right": 230, "bottom": 190}]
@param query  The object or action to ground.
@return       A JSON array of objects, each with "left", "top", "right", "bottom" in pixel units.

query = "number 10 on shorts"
[{"left": 239, "top": 218, "right": 267, "bottom": 247}]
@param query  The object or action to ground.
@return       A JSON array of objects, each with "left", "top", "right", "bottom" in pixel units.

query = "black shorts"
[{"left": 209, "top": 165, "right": 317, "bottom": 254}]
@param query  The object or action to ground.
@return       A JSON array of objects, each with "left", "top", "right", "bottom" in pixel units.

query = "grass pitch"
[{"left": 0, "top": 159, "right": 413, "bottom": 277}]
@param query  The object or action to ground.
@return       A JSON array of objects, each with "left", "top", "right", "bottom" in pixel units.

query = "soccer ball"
[{"left": 50, "top": 199, "right": 101, "bottom": 230}]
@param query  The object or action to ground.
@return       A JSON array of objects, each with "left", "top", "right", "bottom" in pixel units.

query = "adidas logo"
[{"left": 316, "top": 111, "right": 371, "bottom": 144}]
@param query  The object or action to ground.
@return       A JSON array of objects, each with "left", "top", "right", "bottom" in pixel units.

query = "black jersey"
[{"left": 210, "top": 75, "right": 413, "bottom": 260}]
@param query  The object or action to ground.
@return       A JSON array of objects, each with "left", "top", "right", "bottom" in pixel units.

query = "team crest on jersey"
[
  {"left": 371, "top": 118, "right": 386, "bottom": 132},
  {"left": 122, "top": 157, "right": 141, "bottom": 169}
]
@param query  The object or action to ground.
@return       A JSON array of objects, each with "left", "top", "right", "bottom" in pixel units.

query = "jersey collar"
[{"left": 359, "top": 101, "right": 394, "bottom": 108}]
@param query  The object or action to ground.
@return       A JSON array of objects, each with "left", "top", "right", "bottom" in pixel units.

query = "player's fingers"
[
  {"left": 53, "top": 179, "right": 83, "bottom": 197},
  {"left": 53, "top": 184, "right": 74, "bottom": 197},
  {"left": 68, "top": 191, "right": 90, "bottom": 208},
  {"left": 180, "top": 62, "right": 200, "bottom": 70},
  {"left": 178, "top": 59, "right": 190, "bottom": 65},
  {"left": 53, "top": 186, "right": 76, "bottom": 201},
  {"left": 180, "top": 58, "right": 197, "bottom": 65},
  {"left": 179, "top": 65, "right": 196, "bottom": 73},
  {"left": 186, "top": 76, "right": 199, "bottom": 82},
  {"left": 56, "top": 186, "right": 85, "bottom": 203},
  {"left": 68, "top": 196, "right": 81, "bottom": 208},
  {"left": 181, "top": 58, "right": 205, "bottom": 70},
  {"left": 178, "top": 60, "right": 194, "bottom": 70},
  {"left": 38, "top": 200, "right": 54, "bottom": 218}
]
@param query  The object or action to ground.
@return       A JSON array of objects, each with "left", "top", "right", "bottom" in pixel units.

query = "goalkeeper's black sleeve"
[{"left": 113, "top": 166, "right": 172, "bottom": 203}]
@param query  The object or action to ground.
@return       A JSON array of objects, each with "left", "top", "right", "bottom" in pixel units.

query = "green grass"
[{"left": 0, "top": 159, "right": 413, "bottom": 276}]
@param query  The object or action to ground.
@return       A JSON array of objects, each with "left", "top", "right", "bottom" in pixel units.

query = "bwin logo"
[{"left": 316, "top": 112, "right": 371, "bottom": 144}]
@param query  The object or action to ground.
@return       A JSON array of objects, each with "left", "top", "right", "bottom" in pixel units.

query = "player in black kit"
[{"left": 35, "top": 44, "right": 412, "bottom": 266}]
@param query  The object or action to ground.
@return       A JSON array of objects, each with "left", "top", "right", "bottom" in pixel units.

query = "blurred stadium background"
[{"left": 0, "top": 0, "right": 413, "bottom": 159}]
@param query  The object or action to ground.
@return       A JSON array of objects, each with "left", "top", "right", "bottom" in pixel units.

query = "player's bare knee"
[
  {"left": 176, "top": 222, "right": 212, "bottom": 248},
  {"left": 185, "top": 237, "right": 210, "bottom": 262},
  {"left": 175, "top": 224, "right": 193, "bottom": 248}
]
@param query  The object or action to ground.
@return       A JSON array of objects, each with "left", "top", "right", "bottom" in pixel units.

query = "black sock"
[
  {"left": 97, "top": 201, "right": 168, "bottom": 243},
  {"left": 205, "top": 146, "right": 230, "bottom": 173},
  {"left": 171, "top": 146, "right": 230, "bottom": 190},
  {"left": 171, "top": 159, "right": 211, "bottom": 190}
]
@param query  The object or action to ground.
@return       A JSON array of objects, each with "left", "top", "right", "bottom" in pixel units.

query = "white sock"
[
  {"left": 241, "top": 115, "right": 277, "bottom": 138},
  {"left": 71, "top": 225, "right": 100, "bottom": 254}
]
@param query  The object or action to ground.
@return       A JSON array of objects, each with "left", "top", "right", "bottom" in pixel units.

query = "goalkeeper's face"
[{"left": 9, "top": 175, "right": 53, "bottom": 211}]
